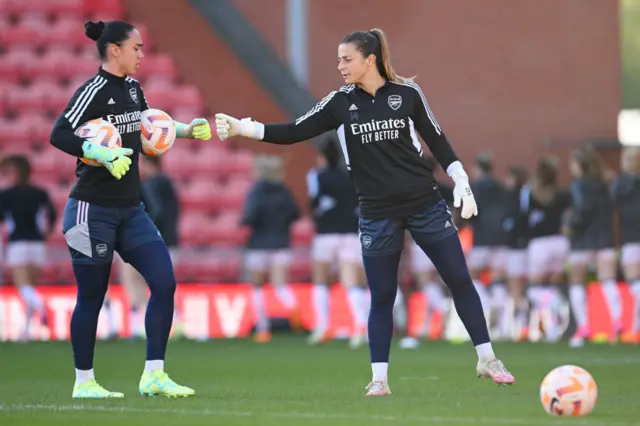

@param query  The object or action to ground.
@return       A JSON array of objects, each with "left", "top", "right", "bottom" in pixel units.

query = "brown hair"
[
  {"left": 341, "top": 28, "right": 414, "bottom": 83},
  {"left": 532, "top": 156, "right": 558, "bottom": 204},
  {"left": 571, "top": 146, "right": 605, "bottom": 182},
  {"left": 0, "top": 154, "right": 31, "bottom": 185}
]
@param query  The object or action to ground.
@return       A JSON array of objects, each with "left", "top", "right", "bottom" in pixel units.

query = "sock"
[
  {"left": 371, "top": 362, "right": 388, "bottom": 382},
  {"left": 416, "top": 233, "right": 491, "bottom": 346},
  {"left": 631, "top": 280, "right": 640, "bottom": 333},
  {"left": 475, "top": 342, "right": 496, "bottom": 361},
  {"left": 527, "top": 285, "right": 544, "bottom": 309},
  {"left": 601, "top": 279, "right": 622, "bottom": 327},
  {"left": 274, "top": 285, "right": 295, "bottom": 310},
  {"left": 122, "top": 242, "right": 176, "bottom": 363},
  {"left": 70, "top": 263, "right": 111, "bottom": 370},
  {"left": 19, "top": 284, "right": 44, "bottom": 312},
  {"left": 473, "top": 279, "right": 490, "bottom": 311},
  {"left": 131, "top": 306, "right": 145, "bottom": 337},
  {"left": 393, "top": 288, "right": 407, "bottom": 330},
  {"left": 252, "top": 287, "right": 269, "bottom": 332},
  {"left": 491, "top": 282, "right": 509, "bottom": 335},
  {"left": 74, "top": 368, "right": 95, "bottom": 387},
  {"left": 425, "top": 283, "right": 445, "bottom": 312},
  {"left": 348, "top": 287, "right": 368, "bottom": 330},
  {"left": 569, "top": 284, "right": 588, "bottom": 329},
  {"left": 144, "top": 360, "right": 164, "bottom": 373},
  {"left": 103, "top": 299, "right": 118, "bottom": 336},
  {"left": 363, "top": 251, "right": 402, "bottom": 363},
  {"left": 313, "top": 284, "right": 329, "bottom": 332}
]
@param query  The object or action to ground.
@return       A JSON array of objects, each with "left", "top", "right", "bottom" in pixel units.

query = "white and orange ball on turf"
[
  {"left": 75, "top": 119, "right": 123, "bottom": 166},
  {"left": 540, "top": 365, "right": 598, "bottom": 417},
  {"left": 140, "top": 109, "right": 176, "bottom": 156}
]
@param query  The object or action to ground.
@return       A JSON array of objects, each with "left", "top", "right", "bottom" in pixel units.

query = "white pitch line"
[{"left": 0, "top": 404, "right": 635, "bottom": 426}]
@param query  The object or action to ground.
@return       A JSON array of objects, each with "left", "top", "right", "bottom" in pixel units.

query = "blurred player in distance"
[
  {"left": 466, "top": 154, "right": 511, "bottom": 339},
  {"left": 0, "top": 155, "right": 56, "bottom": 340},
  {"left": 242, "top": 155, "right": 301, "bottom": 343},
  {"left": 611, "top": 147, "right": 640, "bottom": 344},
  {"left": 306, "top": 139, "right": 369, "bottom": 349},
  {"left": 566, "top": 147, "right": 618, "bottom": 347},
  {"left": 501, "top": 166, "right": 530, "bottom": 340},
  {"left": 216, "top": 28, "right": 514, "bottom": 394},
  {"left": 399, "top": 155, "right": 453, "bottom": 349},
  {"left": 523, "top": 156, "right": 571, "bottom": 342},
  {"left": 49, "top": 20, "right": 209, "bottom": 398}
]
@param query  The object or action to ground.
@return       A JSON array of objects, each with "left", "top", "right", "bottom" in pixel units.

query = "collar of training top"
[
  {"left": 354, "top": 79, "right": 392, "bottom": 97},
  {"left": 98, "top": 67, "right": 127, "bottom": 84}
]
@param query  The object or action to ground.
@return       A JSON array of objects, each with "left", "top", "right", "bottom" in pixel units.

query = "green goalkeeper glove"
[
  {"left": 82, "top": 141, "right": 133, "bottom": 180},
  {"left": 175, "top": 118, "right": 211, "bottom": 140}
]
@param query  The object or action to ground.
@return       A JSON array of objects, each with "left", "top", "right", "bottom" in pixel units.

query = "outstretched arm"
[
  {"left": 408, "top": 81, "right": 477, "bottom": 219},
  {"left": 216, "top": 91, "right": 342, "bottom": 145}
]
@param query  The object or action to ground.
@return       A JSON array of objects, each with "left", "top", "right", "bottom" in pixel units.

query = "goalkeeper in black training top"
[
  {"left": 49, "top": 19, "right": 210, "bottom": 398},
  {"left": 216, "top": 28, "right": 515, "bottom": 395}
]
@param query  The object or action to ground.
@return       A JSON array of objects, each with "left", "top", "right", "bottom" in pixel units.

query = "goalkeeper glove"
[
  {"left": 82, "top": 141, "right": 133, "bottom": 180},
  {"left": 175, "top": 118, "right": 211, "bottom": 140},
  {"left": 215, "top": 113, "right": 264, "bottom": 141},
  {"left": 447, "top": 161, "right": 478, "bottom": 220}
]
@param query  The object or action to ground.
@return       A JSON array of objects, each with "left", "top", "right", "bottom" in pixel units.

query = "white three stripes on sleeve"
[
  {"left": 295, "top": 85, "right": 354, "bottom": 126},
  {"left": 403, "top": 81, "right": 441, "bottom": 135},
  {"left": 64, "top": 76, "right": 108, "bottom": 129}
]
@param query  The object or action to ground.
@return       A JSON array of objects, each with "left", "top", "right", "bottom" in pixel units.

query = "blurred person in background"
[
  {"left": 242, "top": 155, "right": 301, "bottom": 343},
  {"left": 611, "top": 147, "right": 640, "bottom": 344},
  {"left": 501, "top": 166, "right": 530, "bottom": 340},
  {"left": 306, "top": 139, "right": 368, "bottom": 349},
  {"left": 112, "top": 155, "right": 181, "bottom": 340},
  {"left": 565, "top": 147, "right": 618, "bottom": 347},
  {"left": 399, "top": 155, "right": 453, "bottom": 349},
  {"left": 0, "top": 155, "right": 57, "bottom": 340},
  {"left": 523, "top": 156, "right": 571, "bottom": 342},
  {"left": 466, "top": 153, "right": 510, "bottom": 339}
]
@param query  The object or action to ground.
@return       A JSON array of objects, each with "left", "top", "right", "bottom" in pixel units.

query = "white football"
[
  {"left": 540, "top": 365, "right": 598, "bottom": 417},
  {"left": 75, "top": 119, "right": 122, "bottom": 167},
  {"left": 140, "top": 108, "right": 176, "bottom": 156}
]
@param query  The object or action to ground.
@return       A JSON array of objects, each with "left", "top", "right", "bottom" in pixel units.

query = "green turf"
[{"left": 0, "top": 337, "right": 638, "bottom": 426}]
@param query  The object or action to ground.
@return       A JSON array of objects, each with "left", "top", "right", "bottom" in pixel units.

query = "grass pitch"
[{"left": 0, "top": 337, "right": 638, "bottom": 426}]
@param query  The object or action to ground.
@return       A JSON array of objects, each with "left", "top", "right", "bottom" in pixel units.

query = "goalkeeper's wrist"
[
  {"left": 174, "top": 121, "right": 189, "bottom": 138},
  {"left": 447, "top": 161, "right": 468, "bottom": 182},
  {"left": 82, "top": 141, "right": 108, "bottom": 162},
  {"left": 239, "top": 119, "right": 264, "bottom": 140}
]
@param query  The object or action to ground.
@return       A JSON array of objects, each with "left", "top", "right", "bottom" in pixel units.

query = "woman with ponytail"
[{"left": 215, "top": 28, "right": 514, "bottom": 395}]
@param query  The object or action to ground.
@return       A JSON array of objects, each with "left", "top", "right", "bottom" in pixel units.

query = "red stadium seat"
[
  {"left": 35, "top": 49, "right": 77, "bottom": 81},
  {"left": 291, "top": 217, "right": 314, "bottom": 247},
  {"left": 217, "top": 178, "right": 252, "bottom": 211},
  {"left": 193, "top": 144, "right": 227, "bottom": 176},
  {"left": 6, "top": 85, "right": 47, "bottom": 113},
  {"left": 49, "top": 18, "right": 87, "bottom": 49},
  {"left": 142, "top": 86, "right": 174, "bottom": 112},
  {"left": 162, "top": 146, "right": 197, "bottom": 178},
  {"left": 137, "top": 54, "right": 177, "bottom": 82},
  {"left": 84, "top": 0, "right": 123, "bottom": 17},
  {"left": 49, "top": 0, "right": 84, "bottom": 16},
  {"left": 0, "top": 48, "right": 38, "bottom": 82},
  {"left": 181, "top": 179, "right": 221, "bottom": 211},
  {"left": 69, "top": 57, "right": 100, "bottom": 80},
  {"left": 171, "top": 108, "right": 203, "bottom": 125},
  {"left": 3, "top": 0, "right": 51, "bottom": 15},
  {"left": 0, "top": 119, "right": 30, "bottom": 145},
  {"left": 208, "top": 212, "right": 249, "bottom": 247},
  {"left": 179, "top": 212, "right": 211, "bottom": 246},
  {"left": 3, "top": 23, "right": 46, "bottom": 48},
  {"left": 19, "top": 13, "right": 49, "bottom": 30},
  {"left": 170, "top": 85, "right": 205, "bottom": 111}
]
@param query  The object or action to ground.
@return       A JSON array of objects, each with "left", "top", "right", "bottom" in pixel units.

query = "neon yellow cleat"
[
  {"left": 72, "top": 379, "right": 124, "bottom": 398},
  {"left": 139, "top": 370, "right": 195, "bottom": 398}
]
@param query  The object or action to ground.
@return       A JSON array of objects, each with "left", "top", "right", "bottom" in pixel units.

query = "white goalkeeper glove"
[
  {"left": 215, "top": 113, "right": 264, "bottom": 141},
  {"left": 448, "top": 161, "right": 478, "bottom": 220}
]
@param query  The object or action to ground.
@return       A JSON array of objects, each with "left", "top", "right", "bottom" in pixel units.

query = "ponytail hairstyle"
[
  {"left": 571, "top": 146, "right": 605, "bottom": 183},
  {"left": 85, "top": 20, "right": 136, "bottom": 61},
  {"left": 532, "top": 155, "right": 559, "bottom": 204},
  {"left": 341, "top": 28, "right": 414, "bottom": 83}
]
